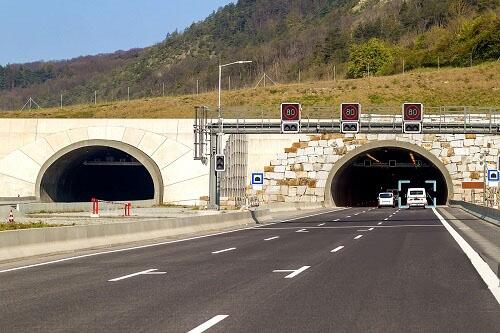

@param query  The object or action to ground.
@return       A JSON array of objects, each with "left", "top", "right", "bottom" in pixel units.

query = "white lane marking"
[
  {"left": 278, "top": 208, "right": 350, "bottom": 223},
  {"left": 273, "top": 266, "right": 310, "bottom": 279},
  {"left": 368, "top": 228, "right": 374, "bottom": 231},
  {"left": 432, "top": 208, "right": 500, "bottom": 304},
  {"left": 346, "top": 216, "right": 352, "bottom": 218},
  {"left": 354, "top": 235, "right": 363, "bottom": 240},
  {"left": 211, "top": 247, "right": 236, "bottom": 254},
  {"left": 354, "top": 213, "right": 360, "bottom": 216},
  {"left": 362, "top": 211, "right": 366, "bottom": 213},
  {"left": 108, "top": 269, "right": 166, "bottom": 282},
  {"left": 0, "top": 209, "right": 346, "bottom": 274},
  {"left": 296, "top": 229, "right": 309, "bottom": 233},
  {"left": 264, "top": 236, "right": 279, "bottom": 241},
  {"left": 333, "top": 219, "right": 340, "bottom": 222},
  {"left": 377, "top": 222, "right": 383, "bottom": 225},
  {"left": 331, "top": 246, "right": 344, "bottom": 253},
  {"left": 188, "top": 315, "right": 229, "bottom": 333},
  {"left": 318, "top": 223, "right": 326, "bottom": 227},
  {"left": 384, "top": 218, "right": 389, "bottom": 221},
  {"left": 357, "top": 229, "right": 370, "bottom": 232},
  {"left": 255, "top": 225, "right": 443, "bottom": 230}
]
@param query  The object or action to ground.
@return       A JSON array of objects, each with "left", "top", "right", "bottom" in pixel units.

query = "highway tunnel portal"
[
  {"left": 36, "top": 140, "right": 163, "bottom": 203},
  {"left": 326, "top": 141, "right": 453, "bottom": 207}
]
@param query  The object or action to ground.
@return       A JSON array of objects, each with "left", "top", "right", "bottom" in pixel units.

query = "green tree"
[{"left": 346, "top": 39, "right": 394, "bottom": 78}]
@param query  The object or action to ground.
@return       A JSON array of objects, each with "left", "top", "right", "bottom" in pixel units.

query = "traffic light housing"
[
  {"left": 215, "top": 154, "right": 226, "bottom": 172},
  {"left": 341, "top": 121, "right": 360, "bottom": 134},
  {"left": 281, "top": 121, "right": 300, "bottom": 133},
  {"left": 403, "top": 122, "right": 422, "bottom": 134}
]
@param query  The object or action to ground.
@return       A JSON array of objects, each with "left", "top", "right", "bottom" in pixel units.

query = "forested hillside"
[{"left": 1, "top": 0, "right": 499, "bottom": 111}]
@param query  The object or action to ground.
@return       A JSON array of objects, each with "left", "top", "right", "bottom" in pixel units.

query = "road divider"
[{"left": 0, "top": 208, "right": 272, "bottom": 262}]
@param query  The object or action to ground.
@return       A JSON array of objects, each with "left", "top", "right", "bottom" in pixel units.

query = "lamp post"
[
  {"left": 218, "top": 60, "right": 252, "bottom": 120},
  {"left": 209, "top": 60, "right": 252, "bottom": 210}
]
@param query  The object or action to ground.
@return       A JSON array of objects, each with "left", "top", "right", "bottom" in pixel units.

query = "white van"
[
  {"left": 378, "top": 192, "right": 395, "bottom": 208},
  {"left": 407, "top": 188, "right": 427, "bottom": 208}
]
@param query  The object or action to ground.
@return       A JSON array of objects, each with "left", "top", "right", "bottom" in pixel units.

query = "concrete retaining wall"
[
  {"left": 0, "top": 208, "right": 271, "bottom": 262},
  {"left": 451, "top": 200, "right": 500, "bottom": 226}
]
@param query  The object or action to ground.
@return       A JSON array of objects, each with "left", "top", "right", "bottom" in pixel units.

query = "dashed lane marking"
[
  {"left": 188, "top": 315, "right": 229, "bottom": 333},
  {"left": 378, "top": 222, "right": 383, "bottom": 225},
  {"left": 255, "top": 225, "right": 443, "bottom": 230},
  {"left": 264, "top": 236, "right": 279, "bottom": 241},
  {"left": 211, "top": 248, "right": 236, "bottom": 254},
  {"left": 346, "top": 216, "right": 352, "bottom": 218},
  {"left": 108, "top": 269, "right": 166, "bottom": 282},
  {"left": 384, "top": 218, "right": 389, "bottom": 221},
  {"left": 273, "top": 266, "right": 311, "bottom": 279},
  {"left": 354, "top": 235, "right": 363, "bottom": 240},
  {"left": 334, "top": 219, "right": 340, "bottom": 222},
  {"left": 296, "top": 229, "right": 309, "bottom": 233},
  {"left": 368, "top": 228, "right": 374, "bottom": 231},
  {"left": 331, "top": 246, "right": 344, "bottom": 253},
  {"left": 318, "top": 223, "right": 326, "bottom": 227}
]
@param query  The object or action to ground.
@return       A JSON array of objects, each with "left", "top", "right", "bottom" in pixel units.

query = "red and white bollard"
[
  {"left": 7, "top": 210, "right": 15, "bottom": 223},
  {"left": 90, "top": 198, "right": 100, "bottom": 218},
  {"left": 124, "top": 203, "right": 131, "bottom": 217}
]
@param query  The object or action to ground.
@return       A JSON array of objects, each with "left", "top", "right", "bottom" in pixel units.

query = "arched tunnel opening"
[
  {"left": 331, "top": 147, "right": 449, "bottom": 207},
  {"left": 40, "top": 146, "right": 155, "bottom": 203}
]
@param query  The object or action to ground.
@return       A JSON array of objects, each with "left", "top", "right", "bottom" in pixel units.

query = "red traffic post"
[
  {"left": 124, "top": 203, "right": 131, "bottom": 217},
  {"left": 7, "top": 210, "right": 15, "bottom": 224},
  {"left": 91, "top": 197, "right": 100, "bottom": 218}
]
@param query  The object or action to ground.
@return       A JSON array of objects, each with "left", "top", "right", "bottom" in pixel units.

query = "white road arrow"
[
  {"left": 273, "top": 266, "right": 311, "bottom": 278},
  {"left": 108, "top": 269, "right": 166, "bottom": 282}
]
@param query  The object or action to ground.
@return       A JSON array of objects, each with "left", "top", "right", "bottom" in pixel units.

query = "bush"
[{"left": 346, "top": 39, "right": 395, "bottom": 78}]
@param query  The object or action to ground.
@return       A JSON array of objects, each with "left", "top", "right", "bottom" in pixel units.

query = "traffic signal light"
[
  {"left": 281, "top": 121, "right": 300, "bottom": 133},
  {"left": 341, "top": 121, "right": 359, "bottom": 134},
  {"left": 215, "top": 154, "right": 225, "bottom": 172},
  {"left": 403, "top": 122, "right": 422, "bottom": 134}
]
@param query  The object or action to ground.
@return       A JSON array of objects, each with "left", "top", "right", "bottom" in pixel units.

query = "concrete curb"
[
  {"left": 450, "top": 200, "right": 500, "bottom": 227},
  {"left": 0, "top": 208, "right": 272, "bottom": 262}
]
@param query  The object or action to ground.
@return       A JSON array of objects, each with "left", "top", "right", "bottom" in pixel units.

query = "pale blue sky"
[{"left": 0, "top": 0, "right": 235, "bottom": 65}]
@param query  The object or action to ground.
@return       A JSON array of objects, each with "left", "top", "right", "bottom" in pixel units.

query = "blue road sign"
[
  {"left": 251, "top": 173, "right": 264, "bottom": 185},
  {"left": 488, "top": 169, "right": 499, "bottom": 182}
]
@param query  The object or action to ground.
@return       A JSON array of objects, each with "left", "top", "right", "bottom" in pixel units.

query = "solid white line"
[
  {"left": 285, "top": 266, "right": 310, "bottom": 278},
  {"left": 0, "top": 209, "right": 347, "bottom": 274},
  {"left": 331, "top": 246, "right": 344, "bottom": 253},
  {"left": 108, "top": 269, "right": 166, "bottom": 282},
  {"left": 368, "top": 228, "right": 374, "bottom": 231},
  {"left": 264, "top": 236, "right": 279, "bottom": 241},
  {"left": 354, "top": 235, "right": 363, "bottom": 240},
  {"left": 211, "top": 247, "right": 236, "bottom": 254},
  {"left": 188, "top": 315, "right": 229, "bottom": 333},
  {"left": 318, "top": 223, "right": 326, "bottom": 226},
  {"left": 432, "top": 208, "right": 500, "bottom": 304}
]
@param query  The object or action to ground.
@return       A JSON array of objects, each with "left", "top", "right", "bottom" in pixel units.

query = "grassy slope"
[{"left": 1, "top": 62, "right": 498, "bottom": 119}]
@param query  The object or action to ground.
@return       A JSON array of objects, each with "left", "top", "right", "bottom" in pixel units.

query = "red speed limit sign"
[
  {"left": 280, "top": 103, "right": 301, "bottom": 121},
  {"left": 340, "top": 103, "right": 361, "bottom": 121},
  {"left": 402, "top": 103, "right": 423, "bottom": 121}
]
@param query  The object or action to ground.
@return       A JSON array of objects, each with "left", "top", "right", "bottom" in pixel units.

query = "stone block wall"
[{"left": 253, "top": 133, "right": 500, "bottom": 204}]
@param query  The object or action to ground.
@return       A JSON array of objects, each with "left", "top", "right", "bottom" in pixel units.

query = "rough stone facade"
[{"left": 257, "top": 133, "right": 500, "bottom": 204}]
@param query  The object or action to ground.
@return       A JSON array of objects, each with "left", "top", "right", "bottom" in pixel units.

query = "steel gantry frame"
[{"left": 194, "top": 106, "right": 500, "bottom": 209}]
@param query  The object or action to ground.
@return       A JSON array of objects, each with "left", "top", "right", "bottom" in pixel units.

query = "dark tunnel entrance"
[
  {"left": 40, "top": 146, "right": 155, "bottom": 203},
  {"left": 331, "top": 147, "right": 449, "bottom": 207}
]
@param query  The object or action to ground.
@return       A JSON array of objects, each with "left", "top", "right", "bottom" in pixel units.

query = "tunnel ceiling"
[
  {"left": 40, "top": 146, "right": 155, "bottom": 203},
  {"left": 331, "top": 147, "right": 448, "bottom": 207}
]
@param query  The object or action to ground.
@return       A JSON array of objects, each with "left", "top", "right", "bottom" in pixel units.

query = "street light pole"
[{"left": 209, "top": 60, "right": 252, "bottom": 210}]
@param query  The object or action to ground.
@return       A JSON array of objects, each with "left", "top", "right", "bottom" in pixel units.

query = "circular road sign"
[
  {"left": 281, "top": 103, "right": 301, "bottom": 121},
  {"left": 341, "top": 103, "right": 360, "bottom": 121},
  {"left": 403, "top": 103, "right": 423, "bottom": 121}
]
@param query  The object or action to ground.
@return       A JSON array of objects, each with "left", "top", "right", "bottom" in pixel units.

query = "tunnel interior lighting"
[
  {"left": 410, "top": 152, "right": 416, "bottom": 165},
  {"left": 366, "top": 154, "right": 380, "bottom": 163}
]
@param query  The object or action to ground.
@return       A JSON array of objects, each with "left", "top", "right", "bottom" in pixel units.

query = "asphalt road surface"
[{"left": 0, "top": 207, "right": 498, "bottom": 332}]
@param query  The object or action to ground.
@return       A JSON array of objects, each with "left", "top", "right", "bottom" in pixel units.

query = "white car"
[
  {"left": 378, "top": 192, "right": 395, "bottom": 208},
  {"left": 407, "top": 188, "right": 427, "bottom": 208}
]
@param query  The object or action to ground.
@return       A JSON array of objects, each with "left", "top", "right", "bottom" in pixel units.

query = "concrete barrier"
[
  {"left": 0, "top": 208, "right": 272, "bottom": 262},
  {"left": 450, "top": 200, "right": 500, "bottom": 227}
]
